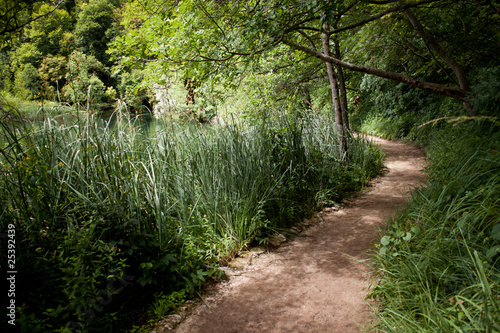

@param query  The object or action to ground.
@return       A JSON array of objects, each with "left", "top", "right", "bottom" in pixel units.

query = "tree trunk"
[
  {"left": 334, "top": 37, "right": 350, "bottom": 131},
  {"left": 402, "top": 8, "right": 474, "bottom": 115},
  {"left": 301, "top": 85, "right": 312, "bottom": 110},
  {"left": 322, "top": 31, "right": 347, "bottom": 159}
]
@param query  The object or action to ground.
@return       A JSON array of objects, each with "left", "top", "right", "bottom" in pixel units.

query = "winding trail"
[{"left": 162, "top": 137, "right": 426, "bottom": 333}]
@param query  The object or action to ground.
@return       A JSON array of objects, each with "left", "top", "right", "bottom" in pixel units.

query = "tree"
[
  {"left": 322, "top": 27, "right": 347, "bottom": 156},
  {"left": 112, "top": 0, "right": 499, "bottom": 145},
  {"left": 25, "top": 4, "right": 72, "bottom": 57},
  {"left": 38, "top": 54, "right": 66, "bottom": 100},
  {"left": 62, "top": 50, "right": 107, "bottom": 106},
  {"left": 14, "top": 62, "right": 40, "bottom": 99},
  {"left": 74, "top": 0, "right": 118, "bottom": 66},
  {"left": 0, "top": 0, "right": 64, "bottom": 49}
]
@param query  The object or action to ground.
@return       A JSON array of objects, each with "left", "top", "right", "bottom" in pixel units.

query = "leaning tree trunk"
[
  {"left": 403, "top": 8, "right": 474, "bottom": 115},
  {"left": 322, "top": 30, "right": 347, "bottom": 159},
  {"left": 334, "top": 37, "right": 350, "bottom": 131}
]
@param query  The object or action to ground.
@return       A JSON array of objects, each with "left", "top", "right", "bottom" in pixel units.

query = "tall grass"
[
  {"left": 370, "top": 123, "right": 500, "bottom": 332},
  {"left": 0, "top": 104, "right": 384, "bottom": 332}
]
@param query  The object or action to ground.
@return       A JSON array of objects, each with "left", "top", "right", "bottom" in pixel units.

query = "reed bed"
[{"left": 0, "top": 106, "right": 384, "bottom": 331}]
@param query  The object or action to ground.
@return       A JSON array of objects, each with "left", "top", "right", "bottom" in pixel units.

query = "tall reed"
[{"left": 0, "top": 105, "right": 384, "bottom": 331}]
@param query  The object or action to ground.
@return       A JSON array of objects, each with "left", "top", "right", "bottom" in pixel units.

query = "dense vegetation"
[
  {"left": 369, "top": 121, "right": 500, "bottom": 332},
  {"left": 1, "top": 0, "right": 499, "bottom": 332},
  {"left": 0, "top": 106, "right": 383, "bottom": 331}
]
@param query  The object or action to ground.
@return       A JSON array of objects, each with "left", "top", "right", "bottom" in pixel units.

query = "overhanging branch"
[
  {"left": 283, "top": 39, "right": 467, "bottom": 102},
  {"left": 330, "top": 0, "right": 441, "bottom": 35}
]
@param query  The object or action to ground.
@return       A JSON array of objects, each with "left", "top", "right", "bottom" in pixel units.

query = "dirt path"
[{"left": 157, "top": 137, "right": 426, "bottom": 333}]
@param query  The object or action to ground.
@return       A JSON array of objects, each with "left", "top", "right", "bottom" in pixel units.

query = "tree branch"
[
  {"left": 330, "top": 0, "right": 441, "bottom": 35},
  {"left": 0, "top": 0, "right": 65, "bottom": 38},
  {"left": 402, "top": 8, "right": 469, "bottom": 91},
  {"left": 282, "top": 39, "right": 467, "bottom": 102},
  {"left": 297, "top": 30, "right": 317, "bottom": 50}
]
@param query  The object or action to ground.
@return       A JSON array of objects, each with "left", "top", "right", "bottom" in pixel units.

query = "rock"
[
  {"left": 227, "top": 258, "right": 245, "bottom": 270},
  {"left": 268, "top": 233, "right": 287, "bottom": 247},
  {"left": 168, "top": 314, "right": 182, "bottom": 323}
]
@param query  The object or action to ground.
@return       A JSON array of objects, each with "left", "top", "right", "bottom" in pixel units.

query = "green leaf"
[
  {"left": 140, "top": 262, "right": 153, "bottom": 270},
  {"left": 410, "top": 226, "right": 421, "bottom": 234},
  {"left": 486, "top": 246, "right": 500, "bottom": 259},
  {"left": 380, "top": 235, "right": 391, "bottom": 246},
  {"left": 492, "top": 224, "right": 500, "bottom": 241}
]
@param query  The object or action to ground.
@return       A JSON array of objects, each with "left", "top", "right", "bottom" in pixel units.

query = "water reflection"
[{"left": 99, "top": 110, "right": 210, "bottom": 139}]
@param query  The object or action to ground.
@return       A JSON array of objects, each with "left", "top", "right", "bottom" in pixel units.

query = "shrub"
[
  {"left": 62, "top": 51, "right": 107, "bottom": 107},
  {"left": 14, "top": 63, "right": 41, "bottom": 100}
]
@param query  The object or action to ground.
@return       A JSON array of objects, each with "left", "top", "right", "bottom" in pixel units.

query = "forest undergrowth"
[
  {"left": 366, "top": 120, "right": 500, "bottom": 332},
  {"left": 0, "top": 103, "right": 384, "bottom": 332}
]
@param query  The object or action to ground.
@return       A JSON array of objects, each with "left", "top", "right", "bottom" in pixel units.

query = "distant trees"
[
  {"left": 74, "top": 0, "right": 117, "bottom": 66},
  {"left": 0, "top": 0, "right": 65, "bottom": 48},
  {"left": 25, "top": 3, "right": 72, "bottom": 57},
  {"left": 62, "top": 51, "right": 107, "bottom": 105},
  {"left": 0, "top": 0, "right": 140, "bottom": 108}
]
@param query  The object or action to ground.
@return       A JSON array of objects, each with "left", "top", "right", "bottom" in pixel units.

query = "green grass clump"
[
  {"left": 370, "top": 123, "right": 500, "bottom": 332},
  {"left": 0, "top": 103, "right": 383, "bottom": 332}
]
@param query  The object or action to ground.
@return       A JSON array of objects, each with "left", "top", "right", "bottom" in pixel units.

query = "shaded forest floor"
[{"left": 152, "top": 136, "right": 426, "bottom": 333}]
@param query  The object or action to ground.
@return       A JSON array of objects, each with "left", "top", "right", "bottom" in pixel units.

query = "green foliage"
[
  {"left": 370, "top": 123, "right": 500, "bottom": 332},
  {"left": 14, "top": 63, "right": 41, "bottom": 100},
  {"left": 11, "top": 42, "right": 43, "bottom": 68},
  {"left": 350, "top": 76, "right": 463, "bottom": 143},
  {"left": 469, "top": 66, "right": 500, "bottom": 116},
  {"left": 148, "top": 289, "right": 187, "bottom": 321},
  {"left": 38, "top": 55, "right": 67, "bottom": 101},
  {"left": 0, "top": 0, "right": 57, "bottom": 49},
  {"left": 25, "top": 4, "right": 72, "bottom": 57},
  {"left": 116, "top": 69, "right": 149, "bottom": 110},
  {"left": 0, "top": 102, "right": 383, "bottom": 331},
  {"left": 62, "top": 51, "right": 107, "bottom": 106},
  {"left": 0, "top": 53, "right": 11, "bottom": 90},
  {"left": 1, "top": 0, "right": 125, "bottom": 109},
  {"left": 74, "top": 0, "right": 117, "bottom": 65}
]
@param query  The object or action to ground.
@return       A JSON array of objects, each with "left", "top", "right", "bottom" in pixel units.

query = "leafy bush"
[
  {"left": 14, "top": 63, "right": 41, "bottom": 100},
  {"left": 469, "top": 66, "right": 500, "bottom": 116},
  {"left": 350, "top": 77, "right": 463, "bottom": 144},
  {"left": 62, "top": 51, "right": 107, "bottom": 107},
  {"left": 38, "top": 55, "right": 67, "bottom": 101}
]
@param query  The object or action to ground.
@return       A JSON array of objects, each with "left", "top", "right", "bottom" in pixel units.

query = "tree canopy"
[
  {"left": 1, "top": 0, "right": 499, "bottom": 119},
  {"left": 0, "top": 0, "right": 65, "bottom": 49},
  {"left": 111, "top": 0, "right": 500, "bottom": 110}
]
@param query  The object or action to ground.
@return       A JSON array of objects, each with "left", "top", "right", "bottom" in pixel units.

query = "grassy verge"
[
  {"left": 0, "top": 102, "right": 384, "bottom": 332},
  {"left": 369, "top": 122, "right": 500, "bottom": 332}
]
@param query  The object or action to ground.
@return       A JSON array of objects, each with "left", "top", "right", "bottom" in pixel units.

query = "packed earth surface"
[{"left": 153, "top": 136, "right": 427, "bottom": 333}]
